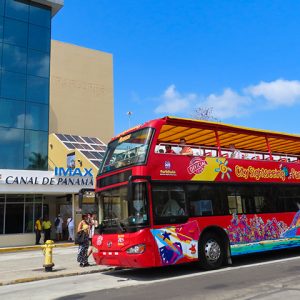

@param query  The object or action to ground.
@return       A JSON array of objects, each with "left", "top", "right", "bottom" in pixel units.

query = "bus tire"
[{"left": 198, "top": 232, "right": 225, "bottom": 270}]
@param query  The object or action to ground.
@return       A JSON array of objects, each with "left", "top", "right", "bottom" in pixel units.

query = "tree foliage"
[
  {"left": 27, "top": 152, "right": 48, "bottom": 170},
  {"left": 192, "top": 107, "right": 219, "bottom": 122}
]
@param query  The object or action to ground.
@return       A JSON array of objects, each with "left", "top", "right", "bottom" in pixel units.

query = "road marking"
[
  {"left": 1, "top": 254, "right": 300, "bottom": 299},
  {"left": 135, "top": 255, "right": 300, "bottom": 284}
]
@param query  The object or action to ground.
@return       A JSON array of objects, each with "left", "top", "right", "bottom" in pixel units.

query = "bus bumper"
[
  {"left": 93, "top": 250, "right": 154, "bottom": 268},
  {"left": 92, "top": 230, "right": 156, "bottom": 268}
]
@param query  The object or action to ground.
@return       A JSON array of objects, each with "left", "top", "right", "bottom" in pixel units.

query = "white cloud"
[
  {"left": 0, "top": 128, "right": 23, "bottom": 142},
  {"left": 246, "top": 79, "right": 300, "bottom": 106},
  {"left": 154, "top": 84, "right": 197, "bottom": 114},
  {"left": 153, "top": 79, "right": 300, "bottom": 121},
  {"left": 202, "top": 88, "right": 252, "bottom": 119}
]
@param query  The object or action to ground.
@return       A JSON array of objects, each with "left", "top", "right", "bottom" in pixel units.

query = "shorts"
[{"left": 56, "top": 227, "right": 62, "bottom": 234}]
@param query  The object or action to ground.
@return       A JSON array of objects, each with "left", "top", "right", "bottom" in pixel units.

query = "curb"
[
  {"left": 0, "top": 267, "right": 117, "bottom": 286},
  {"left": 0, "top": 243, "right": 75, "bottom": 253}
]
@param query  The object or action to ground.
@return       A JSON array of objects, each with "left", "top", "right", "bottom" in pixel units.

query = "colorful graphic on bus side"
[
  {"left": 229, "top": 210, "right": 300, "bottom": 255},
  {"left": 151, "top": 221, "right": 200, "bottom": 266}
]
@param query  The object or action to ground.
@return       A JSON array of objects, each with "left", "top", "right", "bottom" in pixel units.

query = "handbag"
[{"left": 75, "top": 231, "right": 85, "bottom": 245}]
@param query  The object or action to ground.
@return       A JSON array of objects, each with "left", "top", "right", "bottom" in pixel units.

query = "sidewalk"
[
  {"left": 0, "top": 241, "right": 74, "bottom": 253},
  {"left": 0, "top": 243, "right": 115, "bottom": 286}
]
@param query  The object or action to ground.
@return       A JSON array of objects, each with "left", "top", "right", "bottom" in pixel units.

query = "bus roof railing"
[{"left": 156, "top": 143, "right": 300, "bottom": 162}]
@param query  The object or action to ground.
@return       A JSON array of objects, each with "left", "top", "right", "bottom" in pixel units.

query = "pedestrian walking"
[
  {"left": 67, "top": 216, "right": 74, "bottom": 241},
  {"left": 76, "top": 223, "right": 90, "bottom": 267},
  {"left": 54, "top": 214, "right": 63, "bottom": 241}
]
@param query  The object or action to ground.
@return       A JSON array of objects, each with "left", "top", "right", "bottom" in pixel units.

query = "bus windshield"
[
  {"left": 98, "top": 182, "right": 149, "bottom": 233},
  {"left": 100, "top": 127, "right": 154, "bottom": 173}
]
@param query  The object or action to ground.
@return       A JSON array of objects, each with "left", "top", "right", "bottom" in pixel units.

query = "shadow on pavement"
[{"left": 100, "top": 247, "right": 300, "bottom": 282}]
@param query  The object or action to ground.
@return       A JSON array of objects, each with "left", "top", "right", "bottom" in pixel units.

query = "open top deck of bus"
[
  {"left": 113, "top": 116, "right": 300, "bottom": 161},
  {"left": 160, "top": 116, "right": 300, "bottom": 153}
]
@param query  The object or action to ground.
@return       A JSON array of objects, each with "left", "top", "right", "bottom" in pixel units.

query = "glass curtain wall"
[
  {"left": 0, "top": 0, "right": 51, "bottom": 170},
  {"left": 0, "top": 194, "right": 44, "bottom": 234}
]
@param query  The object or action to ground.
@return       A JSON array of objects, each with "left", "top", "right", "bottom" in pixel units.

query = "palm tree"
[{"left": 27, "top": 152, "right": 48, "bottom": 170}]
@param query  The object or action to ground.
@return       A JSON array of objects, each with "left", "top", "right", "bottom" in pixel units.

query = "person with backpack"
[{"left": 54, "top": 214, "right": 63, "bottom": 241}]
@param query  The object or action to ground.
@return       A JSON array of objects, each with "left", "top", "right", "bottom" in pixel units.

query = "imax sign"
[{"left": 54, "top": 167, "right": 93, "bottom": 177}]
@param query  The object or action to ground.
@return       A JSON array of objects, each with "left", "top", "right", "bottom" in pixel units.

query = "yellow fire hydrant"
[{"left": 41, "top": 240, "right": 55, "bottom": 272}]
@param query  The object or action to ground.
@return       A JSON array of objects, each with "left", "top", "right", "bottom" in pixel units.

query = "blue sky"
[{"left": 52, "top": 1, "right": 300, "bottom": 136}]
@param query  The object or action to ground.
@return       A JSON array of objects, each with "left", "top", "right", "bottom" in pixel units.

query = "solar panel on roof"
[
  {"left": 90, "top": 138, "right": 101, "bottom": 144},
  {"left": 56, "top": 133, "right": 68, "bottom": 141},
  {"left": 92, "top": 152, "right": 103, "bottom": 159},
  {"left": 72, "top": 136, "right": 84, "bottom": 143},
  {"left": 64, "top": 134, "right": 76, "bottom": 142},
  {"left": 55, "top": 133, "right": 107, "bottom": 166},
  {"left": 81, "top": 151, "right": 97, "bottom": 159},
  {"left": 72, "top": 143, "right": 85, "bottom": 149},
  {"left": 82, "top": 144, "right": 92, "bottom": 150},
  {"left": 91, "top": 145, "right": 103, "bottom": 151},
  {"left": 82, "top": 137, "right": 94, "bottom": 144},
  {"left": 63, "top": 142, "right": 75, "bottom": 149}
]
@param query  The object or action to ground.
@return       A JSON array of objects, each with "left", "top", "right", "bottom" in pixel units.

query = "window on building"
[
  {"left": 1, "top": 71, "right": 26, "bottom": 101},
  {"left": 2, "top": 44, "right": 27, "bottom": 74},
  {"left": 24, "top": 130, "right": 48, "bottom": 170},
  {"left": 29, "top": 4, "right": 51, "bottom": 28},
  {"left": 0, "top": 194, "right": 44, "bottom": 234},
  {"left": 0, "top": 196, "right": 4, "bottom": 234},
  {"left": 25, "top": 102, "right": 49, "bottom": 131},
  {"left": 0, "top": 98, "right": 25, "bottom": 129},
  {"left": 0, "top": 0, "right": 51, "bottom": 171},
  {"left": 0, "top": 127, "right": 24, "bottom": 169},
  {"left": 26, "top": 75, "right": 49, "bottom": 104},
  {"left": 28, "top": 24, "right": 50, "bottom": 52},
  {"left": 27, "top": 49, "right": 50, "bottom": 78},
  {"left": 0, "top": 1, "right": 4, "bottom": 16},
  {"left": 0, "top": 16, "right": 3, "bottom": 40},
  {"left": 5, "top": 0, "right": 29, "bottom": 22},
  {"left": 4, "top": 17, "right": 28, "bottom": 47}
]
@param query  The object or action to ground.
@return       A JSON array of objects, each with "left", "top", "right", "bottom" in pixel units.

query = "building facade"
[
  {"left": 0, "top": 0, "right": 64, "bottom": 246},
  {"left": 50, "top": 40, "right": 114, "bottom": 143},
  {"left": 0, "top": 0, "right": 63, "bottom": 170},
  {"left": 0, "top": 0, "right": 114, "bottom": 247}
]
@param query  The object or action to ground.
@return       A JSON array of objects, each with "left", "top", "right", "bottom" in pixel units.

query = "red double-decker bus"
[{"left": 92, "top": 116, "right": 300, "bottom": 270}]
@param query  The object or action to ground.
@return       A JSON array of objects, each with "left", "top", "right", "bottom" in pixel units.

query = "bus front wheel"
[{"left": 198, "top": 232, "right": 225, "bottom": 270}]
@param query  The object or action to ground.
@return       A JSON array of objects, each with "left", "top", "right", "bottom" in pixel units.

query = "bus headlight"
[{"left": 126, "top": 244, "right": 146, "bottom": 254}]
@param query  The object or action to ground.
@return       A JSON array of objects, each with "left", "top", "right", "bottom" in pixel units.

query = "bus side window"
[
  {"left": 227, "top": 195, "right": 243, "bottom": 214},
  {"left": 187, "top": 184, "right": 225, "bottom": 216},
  {"left": 191, "top": 200, "right": 213, "bottom": 216}
]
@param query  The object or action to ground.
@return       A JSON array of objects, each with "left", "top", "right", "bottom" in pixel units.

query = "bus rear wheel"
[{"left": 198, "top": 232, "right": 225, "bottom": 270}]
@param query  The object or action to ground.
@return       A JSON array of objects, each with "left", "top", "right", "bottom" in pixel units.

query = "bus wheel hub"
[{"left": 204, "top": 239, "right": 221, "bottom": 262}]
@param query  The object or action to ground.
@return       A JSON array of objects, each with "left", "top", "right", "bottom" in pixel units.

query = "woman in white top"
[{"left": 67, "top": 217, "right": 74, "bottom": 241}]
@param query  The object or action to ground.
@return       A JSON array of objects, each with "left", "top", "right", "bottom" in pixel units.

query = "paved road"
[{"left": 1, "top": 249, "right": 300, "bottom": 299}]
